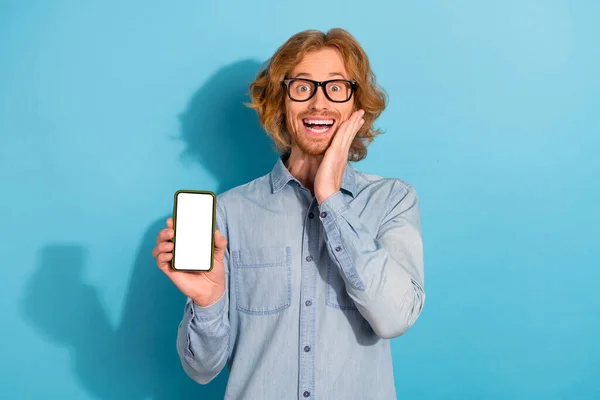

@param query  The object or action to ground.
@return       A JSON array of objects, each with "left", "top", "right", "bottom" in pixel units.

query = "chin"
[{"left": 295, "top": 130, "right": 335, "bottom": 156}]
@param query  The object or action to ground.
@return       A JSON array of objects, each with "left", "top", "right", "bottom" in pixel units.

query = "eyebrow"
[{"left": 294, "top": 72, "right": 347, "bottom": 79}]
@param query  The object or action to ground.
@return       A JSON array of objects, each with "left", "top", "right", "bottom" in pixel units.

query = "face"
[{"left": 284, "top": 47, "right": 355, "bottom": 156}]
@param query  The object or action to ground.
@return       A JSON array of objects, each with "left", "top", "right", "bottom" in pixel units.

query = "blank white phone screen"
[{"left": 173, "top": 192, "right": 214, "bottom": 271}]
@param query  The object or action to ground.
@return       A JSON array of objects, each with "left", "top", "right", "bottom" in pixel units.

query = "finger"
[
  {"left": 341, "top": 110, "right": 364, "bottom": 147},
  {"left": 157, "top": 252, "right": 173, "bottom": 269},
  {"left": 215, "top": 230, "right": 228, "bottom": 250},
  {"left": 157, "top": 219, "right": 174, "bottom": 244},
  {"left": 333, "top": 109, "right": 363, "bottom": 148},
  {"left": 157, "top": 260, "right": 174, "bottom": 276},
  {"left": 349, "top": 109, "right": 364, "bottom": 124},
  {"left": 158, "top": 241, "right": 174, "bottom": 253},
  {"left": 151, "top": 245, "right": 165, "bottom": 259},
  {"left": 158, "top": 251, "right": 173, "bottom": 262},
  {"left": 332, "top": 120, "right": 350, "bottom": 147},
  {"left": 158, "top": 228, "right": 174, "bottom": 243},
  {"left": 348, "top": 110, "right": 364, "bottom": 132},
  {"left": 354, "top": 110, "right": 365, "bottom": 129},
  {"left": 214, "top": 230, "right": 228, "bottom": 262}
]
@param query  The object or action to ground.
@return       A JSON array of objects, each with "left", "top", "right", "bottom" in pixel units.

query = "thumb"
[{"left": 214, "top": 230, "right": 227, "bottom": 262}]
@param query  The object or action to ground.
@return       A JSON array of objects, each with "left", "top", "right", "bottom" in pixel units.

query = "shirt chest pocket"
[{"left": 232, "top": 246, "right": 292, "bottom": 315}]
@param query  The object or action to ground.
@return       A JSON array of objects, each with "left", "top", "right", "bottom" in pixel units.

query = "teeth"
[
  {"left": 307, "top": 126, "right": 329, "bottom": 133},
  {"left": 304, "top": 119, "right": 334, "bottom": 125}
]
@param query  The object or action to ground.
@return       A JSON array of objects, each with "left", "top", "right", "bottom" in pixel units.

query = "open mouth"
[{"left": 302, "top": 118, "right": 335, "bottom": 134}]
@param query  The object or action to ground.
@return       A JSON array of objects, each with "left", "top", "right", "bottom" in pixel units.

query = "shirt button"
[
  {"left": 304, "top": 345, "right": 311, "bottom": 352},
  {"left": 308, "top": 212, "right": 314, "bottom": 219},
  {"left": 320, "top": 211, "right": 327, "bottom": 218},
  {"left": 306, "top": 256, "right": 312, "bottom": 262},
  {"left": 335, "top": 246, "right": 341, "bottom": 252},
  {"left": 303, "top": 391, "right": 310, "bottom": 397},
  {"left": 305, "top": 300, "right": 312, "bottom": 306}
]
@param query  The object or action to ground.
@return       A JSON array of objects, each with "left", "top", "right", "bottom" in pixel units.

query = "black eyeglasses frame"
[{"left": 281, "top": 78, "right": 357, "bottom": 103}]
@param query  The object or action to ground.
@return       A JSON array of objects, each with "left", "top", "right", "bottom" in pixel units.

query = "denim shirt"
[{"left": 176, "top": 157, "right": 425, "bottom": 400}]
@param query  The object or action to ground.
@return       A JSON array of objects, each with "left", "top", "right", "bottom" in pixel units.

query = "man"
[{"left": 152, "top": 28, "right": 425, "bottom": 400}]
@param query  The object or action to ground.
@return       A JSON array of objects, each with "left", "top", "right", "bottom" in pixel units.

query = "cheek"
[
  {"left": 285, "top": 103, "right": 303, "bottom": 126},
  {"left": 340, "top": 100, "right": 355, "bottom": 120}
]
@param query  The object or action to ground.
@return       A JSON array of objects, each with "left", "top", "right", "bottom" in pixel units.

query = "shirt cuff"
[
  {"left": 317, "top": 191, "right": 365, "bottom": 291},
  {"left": 188, "top": 290, "right": 227, "bottom": 323},
  {"left": 318, "top": 191, "right": 349, "bottom": 223}
]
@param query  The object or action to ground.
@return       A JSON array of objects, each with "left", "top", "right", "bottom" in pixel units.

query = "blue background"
[{"left": 2, "top": 1, "right": 599, "bottom": 399}]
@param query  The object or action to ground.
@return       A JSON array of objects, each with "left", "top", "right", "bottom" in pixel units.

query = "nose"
[{"left": 308, "top": 85, "right": 329, "bottom": 111}]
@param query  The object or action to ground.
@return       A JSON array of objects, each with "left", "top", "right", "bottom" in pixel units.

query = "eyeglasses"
[{"left": 282, "top": 78, "right": 357, "bottom": 103}]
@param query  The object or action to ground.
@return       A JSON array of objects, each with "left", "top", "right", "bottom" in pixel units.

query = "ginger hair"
[{"left": 247, "top": 28, "right": 388, "bottom": 161}]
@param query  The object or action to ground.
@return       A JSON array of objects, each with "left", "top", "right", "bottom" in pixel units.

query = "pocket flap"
[{"left": 235, "top": 246, "right": 290, "bottom": 267}]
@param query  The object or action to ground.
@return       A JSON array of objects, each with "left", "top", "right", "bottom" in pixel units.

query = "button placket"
[{"left": 299, "top": 200, "right": 318, "bottom": 399}]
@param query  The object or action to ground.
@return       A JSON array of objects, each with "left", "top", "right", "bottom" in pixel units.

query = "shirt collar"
[{"left": 270, "top": 155, "right": 357, "bottom": 197}]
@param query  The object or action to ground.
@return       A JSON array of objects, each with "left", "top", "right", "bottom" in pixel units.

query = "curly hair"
[{"left": 247, "top": 28, "right": 388, "bottom": 162}]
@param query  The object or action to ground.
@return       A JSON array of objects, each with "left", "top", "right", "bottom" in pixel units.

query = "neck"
[{"left": 284, "top": 148, "right": 323, "bottom": 195}]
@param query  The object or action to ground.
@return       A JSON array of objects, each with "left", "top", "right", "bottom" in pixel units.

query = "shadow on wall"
[{"left": 21, "top": 59, "right": 279, "bottom": 400}]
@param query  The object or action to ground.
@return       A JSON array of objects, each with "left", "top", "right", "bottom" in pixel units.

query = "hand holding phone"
[
  {"left": 151, "top": 190, "right": 227, "bottom": 307},
  {"left": 172, "top": 190, "right": 216, "bottom": 272}
]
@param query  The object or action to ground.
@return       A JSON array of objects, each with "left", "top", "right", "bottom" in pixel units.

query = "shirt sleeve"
[
  {"left": 176, "top": 201, "right": 231, "bottom": 384},
  {"left": 317, "top": 182, "right": 425, "bottom": 339}
]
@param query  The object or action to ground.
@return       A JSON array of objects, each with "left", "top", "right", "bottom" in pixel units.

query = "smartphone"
[{"left": 171, "top": 190, "right": 216, "bottom": 272}]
